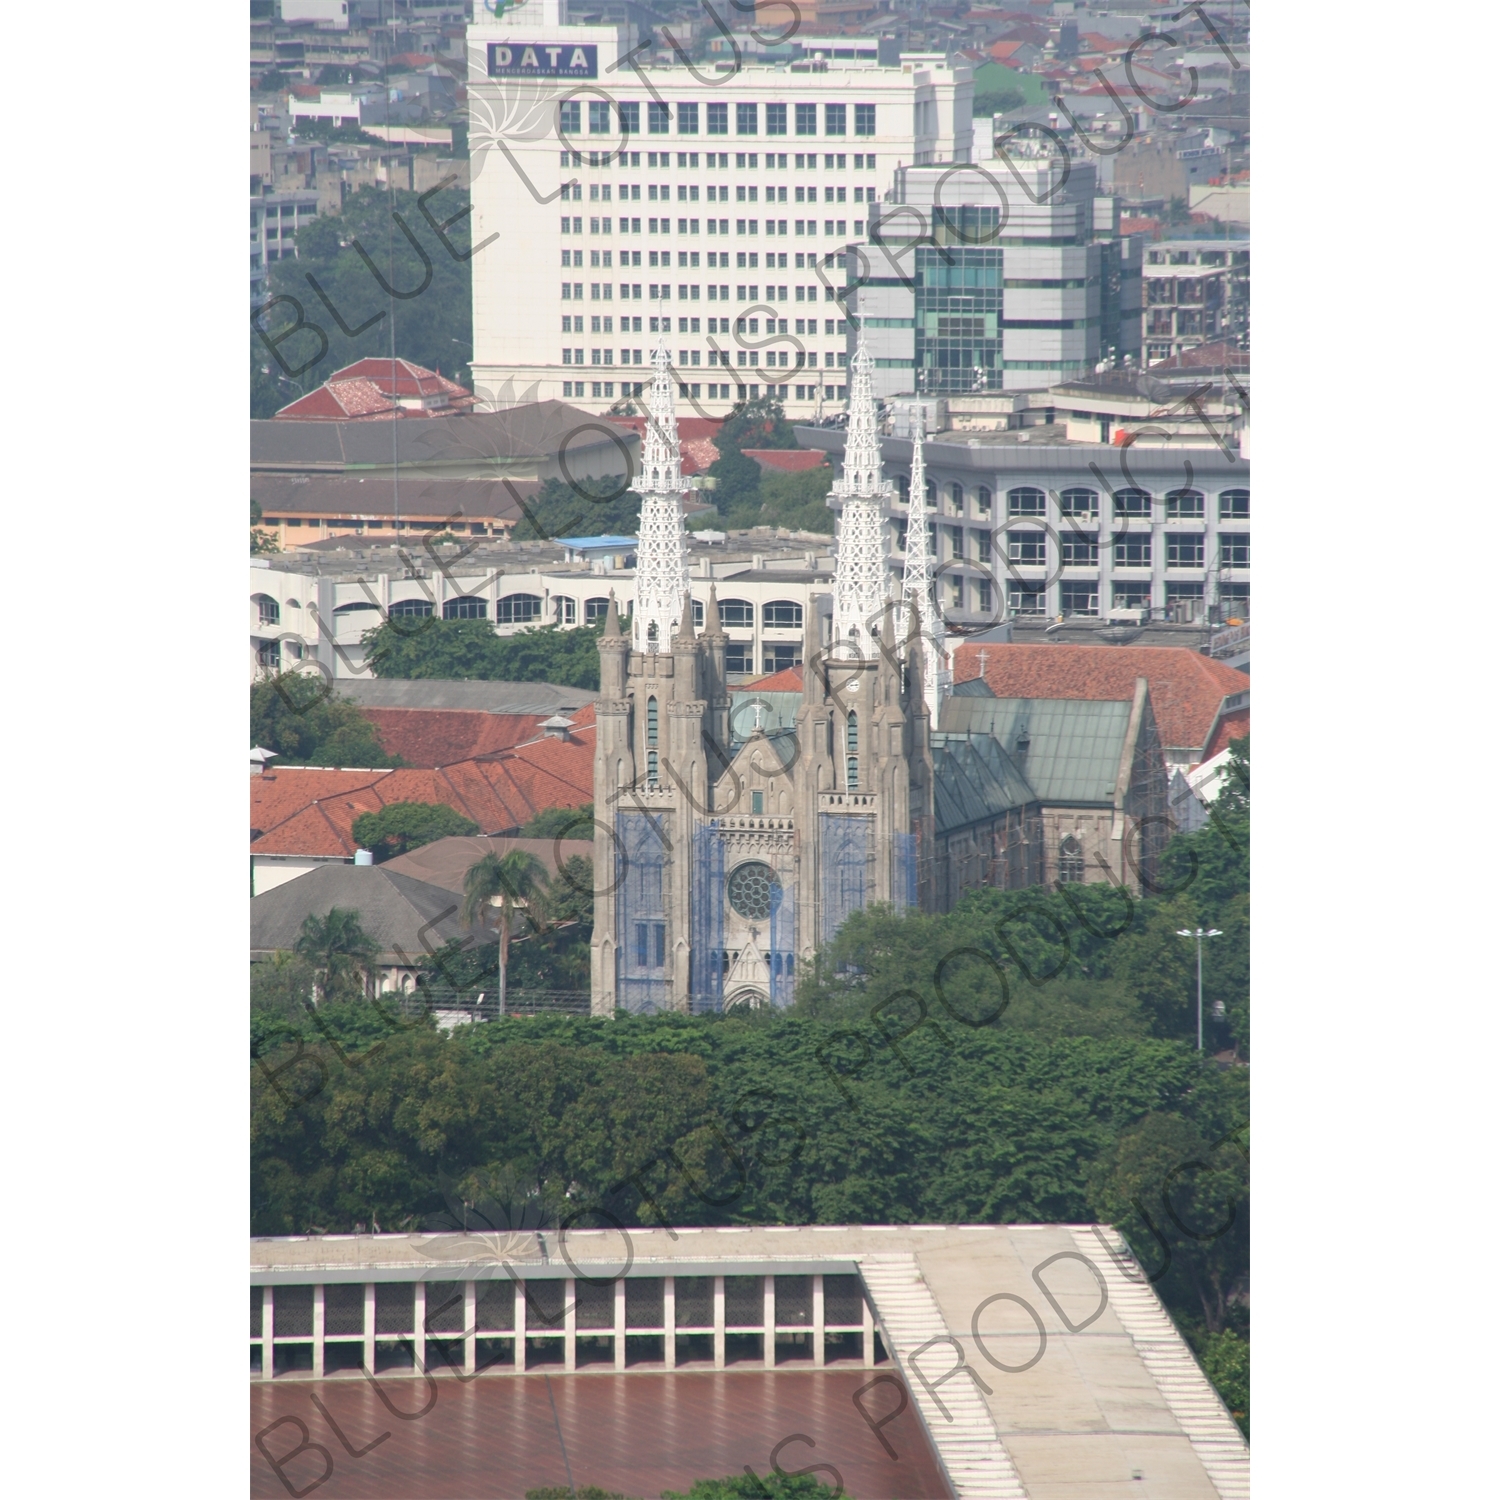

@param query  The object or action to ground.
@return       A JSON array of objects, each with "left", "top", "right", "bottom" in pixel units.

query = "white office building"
[{"left": 465, "top": 0, "right": 972, "bottom": 415}]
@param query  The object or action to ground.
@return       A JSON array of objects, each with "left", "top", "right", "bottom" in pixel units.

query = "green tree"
[
  {"left": 351, "top": 801, "right": 480, "bottom": 860},
  {"left": 511, "top": 475, "right": 643, "bottom": 543},
  {"left": 251, "top": 951, "right": 317, "bottom": 1021},
  {"left": 462, "top": 850, "right": 550, "bottom": 1014},
  {"left": 253, "top": 183, "right": 473, "bottom": 409},
  {"left": 251, "top": 673, "right": 402, "bottom": 767},
  {"left": 663, "top": 1475, "right": 844, "bottom": 1499},
  {"left": 293, "top": 907, "right": 381, "bottom": 1003},
  {"left": 516, "top": 803, "right": 594, "bottom": 839},
  {"left": 705, "top": 397, "right": 801, "bottom": 519},
  {"left": 361, "top": 618, "right": 603, "bottom": 688},
  {"left": 755, "top": 465, "right": 835, "bottom": 533},
  {"left": 1201, "top": 1327, "right": 1249, "bottom": 1435}
]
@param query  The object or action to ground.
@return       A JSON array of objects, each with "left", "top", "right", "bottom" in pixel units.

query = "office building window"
[
  {"left": 678, "top": 103, "right": 699, "bottom": 134},
  {"left": 1061, "top": 581, "right": 1098, "bottom": 616},
  {"left": 649, "top": 101, "right": 670, "bottom": 134},
  {"left": 795, "top": 103, "right": 816, "bottom": 136},
  {"left": 737, "top": 102, "right": 757, "bottom": 135},
  {"left": 707, "top": 102, "right": 728, "bottom": 135},
  {"left": 1113, "top": 534, "right": 1151, "bottom": 568},
  {"left": 1166, "top": 488, "right": 1205, "bottom": 519},
  {"left": 1219, "top": 488, "right": 1250, "bottom": 519},
  {"left": 1113, "top": 487, "right": 1152, "bottom": 517},
  {"left": 1060, "top": 487, "right": 1098, "bottom": 518},
  {"left": 854, "top": 104, "right": 875, "bottom": 136},
  {"left": 1007, "top": 486, "right": 1045, "bottom": 517},
  {"left": 825, "top": 104, "right": 846, "bottom": 136},
  {"left": 1008, "top": 531, "right": 1046, "bottom": 567},
  {"left": 1219, "top": 533, "right": 1250, "bottom": 568},
  {"left": 1167, "top": 533, "right": 1205, "bottom": 568},
  {"left": 766, "top": 103, "right": 787, "bottom": 135},
  {"left": 1060, "top": 532, "right": 1097, "bottom": 567}
]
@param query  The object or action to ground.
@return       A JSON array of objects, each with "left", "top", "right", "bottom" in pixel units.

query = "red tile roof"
[
  {"left": 1204, "top": 705, "right": 1249, "bottom": 761},
  {"left": 251, "top": 710, "right": 596, "bottom": 857},
  {"left": 741, "top": 665, "right": 805, "bottom": 693},
  {"left": 952, "top": 643, "right": 1248, "bottom": 758},
  {"left": 608, "top": 415, "right": 722, "bottom": 475},
  {"left": 273, "top": 359, "right": 476, "bottom": 421},
  {"left": 363, "top": 708, "right": 555, "bottom": 767},
  {"left": 742, "top": 448, "right": 829, "bottom": 473}
]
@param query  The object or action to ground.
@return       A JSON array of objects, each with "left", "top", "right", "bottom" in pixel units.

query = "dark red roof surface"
[
  {"left": 742, "top": 448, "right": 829, "bottom": 473},
  {"left": 251, "top": 1369, "right": 949, "bottom": 1499},
  {"left": 274, "top": 360, "right": 476, "bottom": 422},
  {"left": 952, "top": 642, "right": 1248, "bottom": 758},
  {"left": 362, "top": 708, "right": 556, "bottom": 768}
]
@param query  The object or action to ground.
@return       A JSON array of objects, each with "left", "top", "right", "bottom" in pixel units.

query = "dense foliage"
[
  {"left": 250, "top": 672, "right": 402, "bottom": 767},
  {"left": 350, "top": 801, "right": 479, "bottom": 860},
  {"left": 360, "top": 618, "right": 604, "bottom": 688},
  {"left": 512, "top": 475, "right": 644, "bottom": 543},
  {"left": 252, "top": 183, "right": 473, "bottom": 417},
  {"left": 516, "top": 802, "right": 595, "bottom": 839},
  {"left": 699, "top": 398, "right": 834, "bottom": 533}
]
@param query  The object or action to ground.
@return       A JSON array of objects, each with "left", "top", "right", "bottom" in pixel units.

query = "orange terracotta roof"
[
  {"left": 741, "top": 665, "right": 805, "bottom": 692},
  {"left": 951, "top": 643, "right": 1247, "bottom": 756},
  {"left": 251, "top": 717, "right": 596, "bottom": 857}
]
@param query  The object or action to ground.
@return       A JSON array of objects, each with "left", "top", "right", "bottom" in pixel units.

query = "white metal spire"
[
  {"left": 899, "top": 429, "right": 946, "bottom": 720},
  {"left": 632, "top": 336, "right": 691, "bottom": 653},
  {"left": 830, "top": 333, "right": 890, "bottom": 647}
]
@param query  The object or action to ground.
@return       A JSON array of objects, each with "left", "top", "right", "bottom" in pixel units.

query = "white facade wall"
[
  {"left": 465, "top": 4, "right": 971, "bottom": 418},
  {"left": 250, "top": 559, "right": 827, "bottom": 680}
]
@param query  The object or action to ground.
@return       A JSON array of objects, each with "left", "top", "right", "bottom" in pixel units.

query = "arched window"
[
  {"left": 646, "top": 695, "right": 658, "bottom": 745},
  {"left": 692, "top": 598, "right": 704, "bottom": 628},
  {"left": 896, "top": 473, "right": 910, "bottom": 503},
  {"left": 1112, "top": 487, "right": 1152, "bottom": 518},
  {"left": 948, "top": 482, "right": 964, "bottom": 514},
  {"left": 763, "top": 600, "right": 803, "bottom": 629},
  {"left": 584, "top": 596, "right": 611, "bottom": 623},
  {"left": 495, "top": 593, "right": 541, "bottom": 623},
  {"left": 389, "top": 598, "right": 433, "bottom": 618},
  {"left": 1007, "top": 486, "right": 1045, "bottom": 517},
  {"left": 1166, "top": 488, "right": 1205, "bottom": 519},
  {"left": 719, "top": 598, "right": 754, "bottom": 628},
  {"left": 976, "top": 485, "right": 993, "bottom": 516},
  {"left": 847, "top": 755, "right": 859, "bottom": 790},
  {"left": 285, "top": 598, "right": 300, "bottom": 611},
  {"left": 444, "top": 595, "right": 488, "bottom": 620},
  {"left": 1219, "top": 488, "right": 1250, "bottom": 519},
  {"left": 846, "top": 711, "right": 858, "bottom": 752},
  {"left": 253, "top": 594, "right": 279, "bottom": 626},
  {"left": 1060, "top": 487, "right": 1098, "bottom": 518},
  {"left": 1058, "top": 835, "right": 1085, "bottom": 884},
  {"left": 924, "top": 477, "right": 936, "bottom": 504},
  {"left": 554, "top": 596, "right": 578, "bottom": 625}
]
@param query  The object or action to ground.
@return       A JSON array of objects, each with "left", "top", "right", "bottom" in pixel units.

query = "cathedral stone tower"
[{"left": 590, "top": 343, "right": 932, "bottom": 1016}]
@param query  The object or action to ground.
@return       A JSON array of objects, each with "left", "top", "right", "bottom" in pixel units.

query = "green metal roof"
[
  {"left": 930, "top": 733, "right": 1038, "bottom": 834},
  {"left": 937, "top": 696, "right": 1133, "bottom": 805},
  {"left": 729, "top": 690, "right": 801, "bottom": 742}
]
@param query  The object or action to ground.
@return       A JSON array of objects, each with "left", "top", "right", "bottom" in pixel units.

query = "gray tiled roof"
[
  {"left": 250, "top": 864, "right": 471, "bottom": 961},
  {"left": 938, "top": 696, "right": 1133, "bottom": 805}
]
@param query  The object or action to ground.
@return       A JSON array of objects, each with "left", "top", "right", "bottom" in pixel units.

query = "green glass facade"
[{"left": 914, "top": 246, "right": 1004, "bottom": 393}]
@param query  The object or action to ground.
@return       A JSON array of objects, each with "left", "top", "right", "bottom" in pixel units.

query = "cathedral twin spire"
[{"left": 632, "top": 337, "right": 692, "bottom": 652}]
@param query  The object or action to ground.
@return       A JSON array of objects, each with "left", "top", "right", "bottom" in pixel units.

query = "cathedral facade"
[{"left": 589, "top": 337, "right": 1168, "bottom": 1015}]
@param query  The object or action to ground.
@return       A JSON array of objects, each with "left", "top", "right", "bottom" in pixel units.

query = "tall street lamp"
[{"left": 1176, "top": 927, "right": 1224, "bottom": 1051}]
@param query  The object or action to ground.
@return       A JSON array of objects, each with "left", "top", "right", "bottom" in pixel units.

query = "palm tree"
[
  {"left": 462, "top": 850, "right": 549, "bottom": 1016},
  {"left": 294, "top": 907, "right": 380, "bottom": 1004}
]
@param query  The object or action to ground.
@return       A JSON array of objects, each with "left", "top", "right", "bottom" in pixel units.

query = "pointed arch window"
[
  {"left": 846, "top": 711, "right": 858, "bottom": 752},
  {"left": 1058, "top": 834, "right": 1085, "bottom": 884},
  {"left": 646, "top": 695, "right": 659, "bottom": 745},
  {"left": 846, "top": 755, "right": 859, "bottom": 790}
]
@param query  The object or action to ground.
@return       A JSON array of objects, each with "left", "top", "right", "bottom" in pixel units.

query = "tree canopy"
[
  {"left": 252, "top": 182, "right": 473, "bottom": 417},
  {"left": 250, "top": 672, "right": 402, "bottom": 767},
  {"left": 360, "top": 618, "right": 603, "bottom": 688},
  {"left": 511, "top": 475, "right": 643, "bottom": 543},
  {"left": 350, "top": 801, "right": 479, "bottom": 860},
  {"left": 700, "top": 398, "right": 832, "bottom": 532}
]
